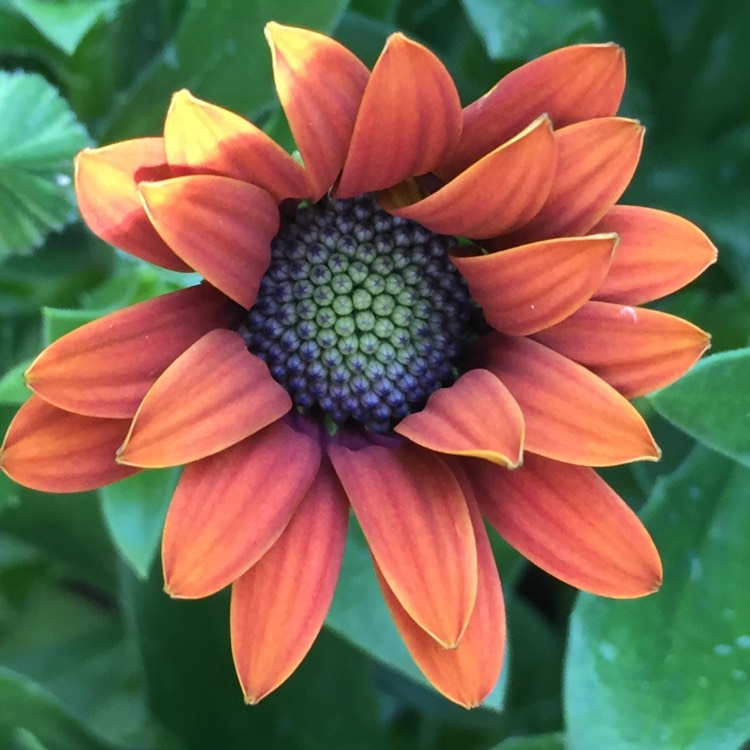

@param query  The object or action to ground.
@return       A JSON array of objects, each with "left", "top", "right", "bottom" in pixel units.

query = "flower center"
[{"left": 236, "top": 195, "right": 473, "bottom": 434}]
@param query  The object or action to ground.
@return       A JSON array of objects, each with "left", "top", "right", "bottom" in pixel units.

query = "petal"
[
  {"left": 328, "top": 442, "right": 477, "bottom": 647},
  {"left": 0, "top": 396, "right": 137, "bottom": 492},
  {"left": 593, "top": 206, "right": 718, "bottom": 304},
  {"left": 452, "top": 234, "right": 617, "bottom": 336},
  {"left": 139, "top": 175, "right": 278, "bottom": 308},
  {"left": 500, "top": 118, "right": 644, "bottom": 247},
  {"left": 336, "top": 33, "right": 462, "bottom": 198},
  {"left": 231, "top": 460, "right": 348, "bottom": 703},
  {"left": 164, "top": 89, "right": 309, "bottom": 201},
  {"left": 265, "top": 22, "right": 369, "bottom": 200},
  {"left": 532, "top": 301, "right": 711, "bottom": 398},
  {"left": 163, "top": 420, "right": 321, "bottom": 598},
  {"left": 117, "top": 330, "right": 291, "bottom": 468},
  {"left": 441, "top": 43, "right": 625, "bottom": 178},
  {"left": 473, "top": 334, "right": 660, "bottom": 466},
  {"left": 75, "top": 139, "right": 190, "bottom": 271},
  {"left": 472, "top": 453, "right": 662, "bottom": 597},
  {"left": 375, "top": 484, "right": 505, "bottom": 708},
  {"left": 25, "top": 284, "right": 228, "bottom": 419},
  {"left": 381, "top": 115, "right": 555, "bottom": 238},
  {"left": 394, "top": 369, "right": 523, "bottom": 466}
]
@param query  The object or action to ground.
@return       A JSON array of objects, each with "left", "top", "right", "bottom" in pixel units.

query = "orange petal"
[
  {"left": 532, "top": 301, "right": 711, "bottom": 398},
  {"left": 474, "top": 334, "right": 660, "bottom": 466},
  {"left": 336, "top": 33, "right": 462, "bottom": 198},
  {"left": 593, "top": 206, "right": 718, "bottom": 304},
  {"left": 500, "top": 118, "right": 644, "bottom": 247},
  {"left": 163, "top": 420, "right": 321, "bottom": 598},
  {"left": 164, "top": 89, "right": 309, "bottom": 201},
  {"left": 441, "top": 43, "right": 625, "bottom": 178},
  {"left": 139, "top": 175, "right": 278, "bottom": 308},
  {"left": 231, "top": 460, "right": 348, "bottom": 703},
  {"left": 395, "top": 369, "right": 523, "bottom": 466},
  {"left": 1, "top": 396, "right": 137, "bottom": 492},
  {"left": 76, "top": 140, "right": 190, "bottom": 272},
  {"left": 25, "top": 285, "right": 228, "bottom": 419},
  {"left": 382, "top": 115, "right": 555, "bottom": 238},
  {"left": 453, "top": 234, "right": 617, "bottom": 335},
  {"left": 117, "top": 330, "right": 291, "bottom": 468},
  {"left": 472, "top": 453, "right": 662, "bottom": 597},
  {"left": 328, "top": 442, "right": 477, "bottom": 647},
  {"left": 375, "top": 479, "right": 505, "bottom": 708},
  {"left": 265, "top": 22, "right": 369, "bottom": 200}
]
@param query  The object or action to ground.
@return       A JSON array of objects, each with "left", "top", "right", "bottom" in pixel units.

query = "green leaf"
[
  {"left": 99, "top": 469, "right": 179, "bottom": 580},
  {"left": 460, "top": 0, "right": 604, "bottom": 61},
  {"left": 326, "top": 523, "right": 508, "bottom": 711},
  {"left": 102, "top": 0, "right": 349, "bottom": 141},
  {"left": 0, "top": 668, "right": 117, "bottom": 750},
  {"left": 649, "top": 349, "right": 750, "bottom": 468},
  {"left": 0, "top": 71, "right": 90, "bottom": 258},
  {"left": 11, "top": 0, "right": 121, "bottom": 55},
  {"left": 42, "top": 307, "right": 106, "bottom": 344},
  {"left": 491, "top": 733, "right": 566, "bottom": 750},
  {"left": 565, "top": 449, "right": 750, "bottom": 750},
  {"left": 0, "top": 360, "right": 31, "bottom": 405},
  {"left": 120, "top": 568, "right": 391, "bottom": 749}
]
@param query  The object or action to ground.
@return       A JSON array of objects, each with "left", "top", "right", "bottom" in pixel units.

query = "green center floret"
[{"left": 237, "top": 194, "right": 472, "bottom": 434}]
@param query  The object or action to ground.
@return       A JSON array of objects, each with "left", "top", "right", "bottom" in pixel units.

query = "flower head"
[{"left": 0, "top": 23, "right": 716, "bottom": 707}]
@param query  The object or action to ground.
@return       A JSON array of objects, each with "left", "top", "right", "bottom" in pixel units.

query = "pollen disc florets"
[{"left": 237, "top": 195, "right": 472, "bottom": 434}]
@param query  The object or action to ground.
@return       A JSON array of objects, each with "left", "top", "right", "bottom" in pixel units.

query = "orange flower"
[{"left": 0, "top": 24, "right": 716, "bottom": 708}]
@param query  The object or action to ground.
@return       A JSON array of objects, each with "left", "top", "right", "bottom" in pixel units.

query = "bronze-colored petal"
[
  {"left": 25, "top": 284, "right": 227, "bottom": 418},
  {"left": 1, "top": 396, "right": 136, "bottom": 492},
  {"left": 382, "top": 115, "right": 555, "bottom": 238},
  {"left": 473, "top": 453, "right": 662, "bottom": 597},
  {"left": 75, "top": 139, "right": 189, "bottom": 271},
  {"left": 231, "top": 461, "right": 348, "bottom": 703},
  {"left": 395, "top": 369, "right": 524, "bottom": 466},
  {"left": 139, "top": 175, "right": 278, "bottom": 308},
  {"left": 532, "top": 301, "right": 711, "bottom": 398},
  {"left": 164, "top": 89, "right": 309, "bottom": 201},
  {"left": 441, "top": 43, "right": 625, "bottom": 178},
  {"left": 328, "top": 442, "right": 477, "bottom": 648},
  {"left": 117, "top": 330, "right": 291, "bottom": 468},
  {"left": 163, "top": 421, "right": 321, "bottom": 598},
  {"left": 265, "top": 22, "right": 369, "bottom": 200},
  {"left": 336, "top": 33, "right": 462, "bottom": 198}
]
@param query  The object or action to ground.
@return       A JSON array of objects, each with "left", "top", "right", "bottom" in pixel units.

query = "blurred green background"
[{"left": 1, "top": 1, "right": 749, "bottom": 748}]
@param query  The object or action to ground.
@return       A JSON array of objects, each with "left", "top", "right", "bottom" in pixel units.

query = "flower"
[{"left": 0, "top": 23, "right": 716, "bottom": 708}]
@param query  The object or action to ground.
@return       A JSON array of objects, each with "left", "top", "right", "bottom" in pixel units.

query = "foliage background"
[{"left": 1, "top": 0, "right": 749, "bottom": 748}]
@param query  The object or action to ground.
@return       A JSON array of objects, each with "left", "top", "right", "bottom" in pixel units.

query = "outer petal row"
[
  {"left": 441, "top": 43, "right": 625, "bottom": 178},
  {"left": 231, "top": 461, "right": 348, "bottom": 704},
  {"left": 25, "top": 284, "right": 228, "bottom": 419},
  {"left": 75, "top": 139, "right": 189, "bottom": 271},
  {"left": 377, "top": 474, "right": 505, "bottom": 708},
  {"left": 329, "top": 442, "right": 477, "bottom": 648},
  {"left": 472, "top": 453, "right": 662, "bottom": 598},
  {"left": 593, "top": 205, "right": 718, "bottom": 304},
  {"left": 164, "top": 90, "right": 309, "bottom": 201},
  {"left": 500, "top": 118, "right": 644, "bottom": 246},
  {"left": 117, "top": 330, "right": 291, "bottom": 468},
  {"left": 336, "top": 33, "right": 462, "bottom": 198},
  {"left": 473, "top": 334, "right": 660, "bottom": 466},
  {"left": 533, "top": 301, "right": 711, "bottom": 398},
  {"left": 265, "top": 22, "right": 369, "bottom": 200},
  {"left": 0, "top": 396, "right": 136, "bottom": 492},
  {"left": 163, "top": 420, "right": 321, "bottom": 598}
]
